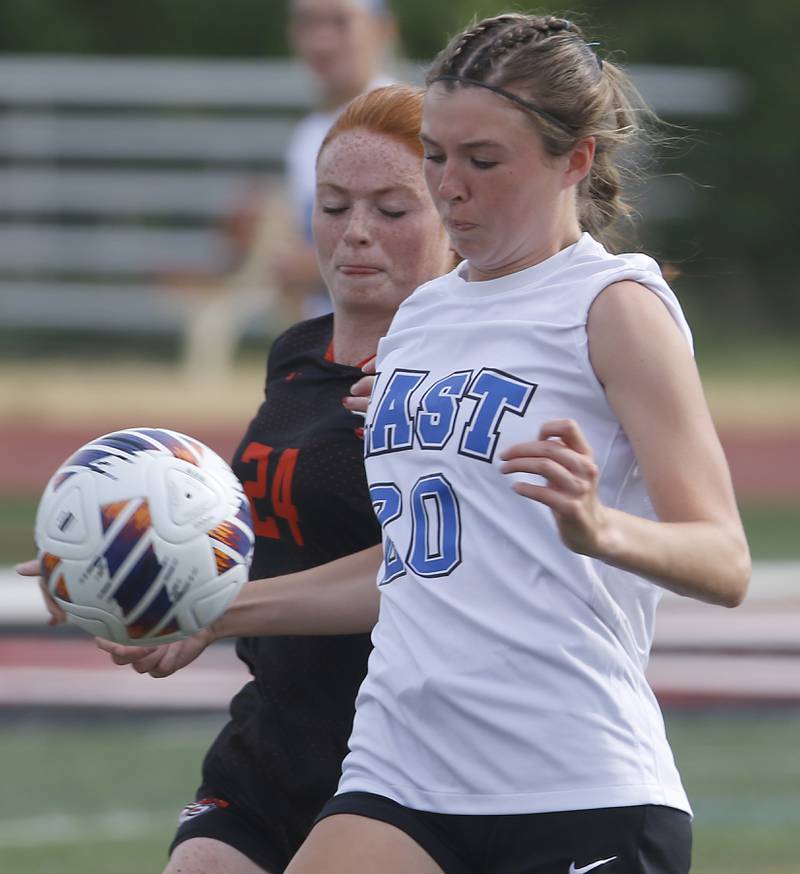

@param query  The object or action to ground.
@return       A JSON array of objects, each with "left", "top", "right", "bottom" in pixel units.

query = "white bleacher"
[
  {"left": 0, "top": 55, "right": 748, "bottom": 339},
  {"left": 0, "top": 55, "right": 324, "bottom": 342}
]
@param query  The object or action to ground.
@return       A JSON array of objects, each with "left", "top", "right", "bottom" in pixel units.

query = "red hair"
[{"left": 318, "top": 84, "right": 424, "bottom": 161}]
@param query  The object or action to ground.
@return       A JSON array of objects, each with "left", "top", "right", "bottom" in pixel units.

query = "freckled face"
[
  {"left": 421, "top": 84, "right": 574, "bottom": 278},
  {"left": 313, "top": 130, "right": 452, "bottom": 317}
]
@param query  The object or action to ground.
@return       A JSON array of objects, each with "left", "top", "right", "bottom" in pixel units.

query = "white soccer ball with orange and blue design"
[{"left": 35, "top": 427, "right": 254, "bottom": 646}]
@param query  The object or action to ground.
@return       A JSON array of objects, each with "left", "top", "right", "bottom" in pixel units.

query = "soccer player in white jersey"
[{"left": 98, "top": 13, "right": 750, "bottom": 874}]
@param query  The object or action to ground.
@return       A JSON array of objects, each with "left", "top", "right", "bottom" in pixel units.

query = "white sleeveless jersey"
[{"left": 339, "top": 233, "right": 693, "bottom": 815}]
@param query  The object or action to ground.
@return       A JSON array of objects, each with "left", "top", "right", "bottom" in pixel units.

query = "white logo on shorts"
[{"left": 568, "top": 857, "right": 618, "bottom": 874}]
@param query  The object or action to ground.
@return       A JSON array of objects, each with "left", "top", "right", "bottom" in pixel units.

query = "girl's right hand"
[
  {"left": 95, "top": 627, "right": 215, "bottom": 678},
  {"left": 17, "top": 556, "right": 213, "bottom": 672},
  {"left": 16, "top": 557, "right": 67, "bottom": 626}
]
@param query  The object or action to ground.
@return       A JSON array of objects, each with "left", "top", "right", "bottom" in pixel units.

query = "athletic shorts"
[
  {"left": 170, "top": 795, "right": 289, "bottom": 874},
  {"left": 316, "top": 792, "right": 692, "bottom": 874}
]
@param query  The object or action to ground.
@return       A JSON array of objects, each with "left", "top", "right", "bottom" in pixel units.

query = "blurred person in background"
[
  {"left": 19, "top": 84, "right": 452, "bottom": 874},
  {"left": 275, "top": 0, "right": 398, "bottom": 320},
  {"left": 170, "top": 0, "right": 399, "bottom": 376}
]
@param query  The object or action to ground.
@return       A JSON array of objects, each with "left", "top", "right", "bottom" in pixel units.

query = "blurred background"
[{"left": 0, "top": 1, "right": 797, "bottom": 872}]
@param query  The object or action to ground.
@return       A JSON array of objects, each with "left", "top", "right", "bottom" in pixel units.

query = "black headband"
[{"left": 430, "top": 75, "right": 577, "bottom": 135}]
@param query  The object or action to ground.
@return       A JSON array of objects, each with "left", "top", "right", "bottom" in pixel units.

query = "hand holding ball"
[{"left": 35, "top": 428, "right": 254, "bottom": 645}]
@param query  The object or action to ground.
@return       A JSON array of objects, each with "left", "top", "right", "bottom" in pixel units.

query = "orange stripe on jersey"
[
  {"left": 356, "top": 353, "right": 376, "bottom": 370},
  {"left": 325, "top": 341, "right": 376, "bottom": 371}
]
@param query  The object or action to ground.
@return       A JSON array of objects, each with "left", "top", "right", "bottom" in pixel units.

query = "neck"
[
  {"left": 467, "top": 217, "right": 583, "bottom": 282},
  {"left": 322, "top": 75, "right": 375, "bottom": 112},
  {"left": 330, "top": 308, "right": 392, "bottom": 366}
]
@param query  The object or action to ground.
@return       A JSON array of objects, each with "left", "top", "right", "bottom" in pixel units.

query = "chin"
[
  {"left": 334, "top": 288, "right": 380, "bottom": 308},
  {"left": 448, "top": 230, "right": 484, "bottom": 253},
  {"left": 452, "top": 242, "right": 486, "bottom": 266}
]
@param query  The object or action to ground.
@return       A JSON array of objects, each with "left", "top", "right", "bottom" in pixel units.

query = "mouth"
[
  {"left": 338, "top": 265, "right": 382, "bottom": 275},
  {"left": 446, "top": 220, "right": 478, "bottom": 233}
]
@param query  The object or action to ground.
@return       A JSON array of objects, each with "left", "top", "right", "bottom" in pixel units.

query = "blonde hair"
[{"left": 427, "top": 13, "right": 659, "bottom": 248}]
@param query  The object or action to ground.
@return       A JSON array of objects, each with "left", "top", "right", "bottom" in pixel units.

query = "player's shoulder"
[
  {"left": 386, "top": 262, "right": 464, "bottom": 329},
  {"left": 286, "top": 110, "right": 336, "bottom": 163},
  {"left": 579, "top": 241, "right": 693, "bottom": 353},
  {"left": 268, "top": 314, "right": 333, "bottom": 371},
  {"left": 556, "top": 234, "right": 659, "bottom": 282}
]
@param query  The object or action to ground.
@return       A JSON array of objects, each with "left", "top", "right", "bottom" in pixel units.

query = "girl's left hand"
[
  {"left": 342, "top": 356, "right": 377, "bottom": 416},
  {"left": 499, "top": 418, "right": 609, "bottom": 557}
]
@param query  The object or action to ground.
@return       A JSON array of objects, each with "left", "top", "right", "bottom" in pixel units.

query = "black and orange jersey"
[{"left": 198, "top": 314, "right": 380, "bottom": 857}]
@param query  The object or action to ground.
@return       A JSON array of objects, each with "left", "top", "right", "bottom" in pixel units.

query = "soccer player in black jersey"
[
  {"left": 91, "top": 84, "right": 453, "bottom": 874},
  {"left": 166, "top": 315, "right": 384, "bottom": 872}
]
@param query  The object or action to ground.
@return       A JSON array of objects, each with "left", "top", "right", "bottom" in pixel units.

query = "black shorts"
[
  {"left": 170, "top": 795, "right": 289, "bottom": 874},
  {"left": 316, "top": 792, "right": 692, "bottom": 874}
]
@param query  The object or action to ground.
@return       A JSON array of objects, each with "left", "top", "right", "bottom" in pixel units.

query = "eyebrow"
[
  {"left": 316, "top": 182, "right": 415, "bottom": 196},
  {"left": 419, "top": 133, "right": 506, "bottom": 151}
]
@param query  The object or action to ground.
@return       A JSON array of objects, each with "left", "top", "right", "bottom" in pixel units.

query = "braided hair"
[{"left": 426, "top": 13, "right": 657, "bottom": 247}]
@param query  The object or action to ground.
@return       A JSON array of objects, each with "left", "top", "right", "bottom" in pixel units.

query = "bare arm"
[
  {"left": 501, "top": 281, "right": 750, "bottom": 607},
  {"left": 213, "top": 544, "right": 382, "bottom": 639},
  {"left": 95, "top": 544, "right": 383, "bottom": 677}
]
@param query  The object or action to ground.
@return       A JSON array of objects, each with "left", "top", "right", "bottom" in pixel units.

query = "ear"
[{"left": 564, "top": 137, "right": 596, "bottom": 188}]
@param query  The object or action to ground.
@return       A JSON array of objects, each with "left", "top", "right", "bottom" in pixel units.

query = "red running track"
[{"left": 1, "top": 422, "right": 798, "bottom": 500}]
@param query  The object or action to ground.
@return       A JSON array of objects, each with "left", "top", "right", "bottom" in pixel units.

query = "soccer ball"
[{"left": 35, "top": 427, "right": 254, "bottom": 646}]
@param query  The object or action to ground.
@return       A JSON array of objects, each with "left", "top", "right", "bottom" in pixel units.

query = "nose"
[
  {"left": 437, "top": 161, "right": 466, "bottom": 203},
  {"left": 342, "top": 205, "right": 372, "bottom": 247},
  {"left": 306, "top": 26, "right": 338, "bottom": 54}
]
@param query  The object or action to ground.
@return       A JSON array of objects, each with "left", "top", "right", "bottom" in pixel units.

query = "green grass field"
[
  {"left": 0, "top": 711, "right": 798, "bottom": 874},
  {"left": 0, "top": 495, "right": 37, "bottom": 565},
  {"left": 0, "top": 717, "right": 215, "bottom": 874},
  {"left": 670, "top": 710, "right": 800, "bottom": 874}
]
